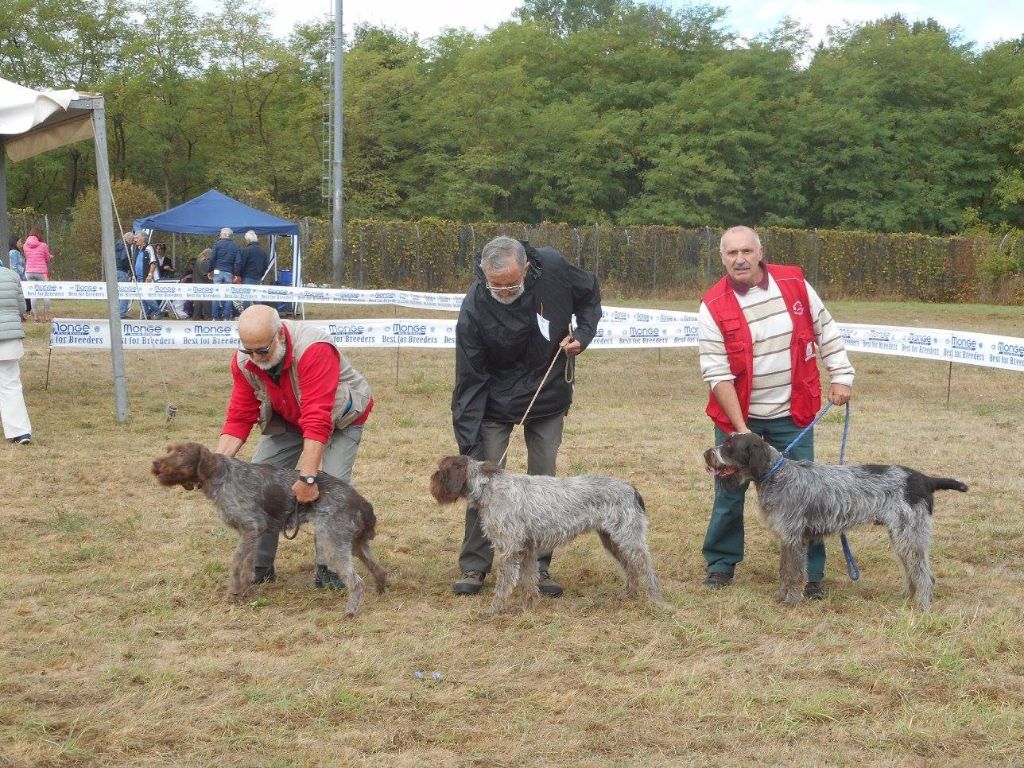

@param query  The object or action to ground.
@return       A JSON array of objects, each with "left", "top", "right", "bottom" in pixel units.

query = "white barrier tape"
[
  {"left": 48, "top": 318, "right": 457, "bottom": 350},
  {"left": 23, "top": 280, "right": 465, "bottom": 309},
  {"left": 44, "top": 317, "right": 1024, "bottom": 371},
  {"left": 21, "top": 281, "right": 698, "bottom": 323}
]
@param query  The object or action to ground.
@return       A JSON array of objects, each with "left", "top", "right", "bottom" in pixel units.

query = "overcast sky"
[{"left": 218, "top": 0, "right": 1023, "bottom": 50}]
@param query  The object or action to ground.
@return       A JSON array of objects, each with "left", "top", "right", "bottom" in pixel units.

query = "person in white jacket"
[{"left": 0, "top": 264, "right": 32, "bottom": 444}]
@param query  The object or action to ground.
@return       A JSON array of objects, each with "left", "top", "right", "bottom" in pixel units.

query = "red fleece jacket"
[{"left": 221, "top": 330, "right": 371, "bottom": 443}]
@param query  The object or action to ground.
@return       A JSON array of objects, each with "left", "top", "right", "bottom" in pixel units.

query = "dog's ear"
[
  {"left": 478, "top": 460, "right": 502, "bottom": 478},
  {"left": 740, "top": 433, "right": 775, "bottom": 477},
  {"left": 430, "top": 455, "right": 468, "bottom": 504},
  {"left": 193, "top": 443, "right": 220, "bottom": 485}
]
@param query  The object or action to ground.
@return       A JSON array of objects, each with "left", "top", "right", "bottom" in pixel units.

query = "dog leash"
[
  {"left": 758, "top": 401, "right": 861, "bottom": 581},
  {"left": 497, "top": 327, "right": 573, "bottom": 466},
  {"left": 283, "top": 499, "right": 304, "bottom": 540},
  {"left": 836, "top": 404, "right": 861, "bottom": 581}
]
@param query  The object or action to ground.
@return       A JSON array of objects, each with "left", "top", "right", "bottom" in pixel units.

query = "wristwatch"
[{"left": 298, "top": 475, "right": 317, "bottom": 485}]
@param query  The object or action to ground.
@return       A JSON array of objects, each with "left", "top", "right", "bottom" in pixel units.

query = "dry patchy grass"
[{"left": 2, "top": 299, "right": 1023, "bottom": 767}]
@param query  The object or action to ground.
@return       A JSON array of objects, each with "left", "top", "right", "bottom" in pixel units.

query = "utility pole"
[{"left": 331, "top": 0, "right": 345, "bottom": 285}]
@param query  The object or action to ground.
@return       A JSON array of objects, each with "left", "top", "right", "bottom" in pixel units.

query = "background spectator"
[{"left": 22, "top": 226, "right": 53, "bottom": 322}]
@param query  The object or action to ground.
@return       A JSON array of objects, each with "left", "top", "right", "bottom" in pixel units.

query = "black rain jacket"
[{"left": 451, "top": 242, "right": 602, "bottom": 459}]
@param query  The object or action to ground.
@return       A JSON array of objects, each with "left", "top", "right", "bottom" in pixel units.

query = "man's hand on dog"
[{"left": 292, "top": 479, "right": 320, "bottom": 503}]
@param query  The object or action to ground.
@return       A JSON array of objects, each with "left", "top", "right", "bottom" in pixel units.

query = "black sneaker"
[
  {"left": 703, "top": 572, "right": 733, "bottom": 589},
  {"left": 538, "top": 570, "right": 563, "bottom": 598},
  {"left": 314, "top": 564, "right": 346, "bottom": 590},
  {"left": 252, "top": 565, "right": 276, "bottom": 584},
  {"left": 7, "top": 434, "right": 31, "bottom": 445},
  {"left": 453, "top": 570, "right": 485, "bottom": 595},
  {"left": 804, "top": 581, "right": 825, "bottom": 600}
]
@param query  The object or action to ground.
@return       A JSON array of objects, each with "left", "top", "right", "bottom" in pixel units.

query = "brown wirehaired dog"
[
  {"left": 430, "top": 455, "right": 662, "bottom": 616},
  {"left": 151, "top": 442, "right": 387, "bottom": 616}
]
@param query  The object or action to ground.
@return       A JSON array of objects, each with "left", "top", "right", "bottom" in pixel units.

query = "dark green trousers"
[{"left": 702, "top": 416, "right": 826, "bottom": 581}]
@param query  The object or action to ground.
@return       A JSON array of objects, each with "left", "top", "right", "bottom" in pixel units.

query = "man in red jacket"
[
  {"left": 215, "top": 305, "right": 373, "bottom": 589},
  {"left": 698, "top": 226, "right": 855, "bottom": 599}
]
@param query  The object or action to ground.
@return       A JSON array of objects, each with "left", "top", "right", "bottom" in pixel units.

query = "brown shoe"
[{"left": 453, "top": 570, "right": 485, "bottom": 595}]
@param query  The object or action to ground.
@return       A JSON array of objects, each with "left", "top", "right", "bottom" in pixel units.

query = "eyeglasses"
[
  {"left": 486, "top": 278, "right": 525, "bottom": 298},
  {"left": 239, "top": 340, "right": 274, "bottom": 356}
]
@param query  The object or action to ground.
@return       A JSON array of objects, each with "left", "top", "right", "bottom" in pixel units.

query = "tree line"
[{"left": 2, "top": 0, "right": 1023, "bottom": 236}]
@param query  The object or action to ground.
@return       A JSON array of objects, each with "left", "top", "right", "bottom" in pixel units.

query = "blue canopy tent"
[
  {"left": 134, "top": 189, "right": 298, "bottom": 236},
  {"left": 134, "top": 188, "right": 303, "bottom": 315}
]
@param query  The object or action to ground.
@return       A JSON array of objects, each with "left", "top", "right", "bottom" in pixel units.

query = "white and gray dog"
[
  {"left": 704, "top": 432, "right": 967, "bottom": 609},
  {"left": 430, "top": 455, "right": 662, "bottom": 615}
]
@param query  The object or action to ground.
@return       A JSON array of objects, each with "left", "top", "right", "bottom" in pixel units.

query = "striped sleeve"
[
  {"left": 806, "top": 282, "right": 855, "bottom": 387},
  {"left": 698, "top": 301, "right": 734, "bottom": 388}
]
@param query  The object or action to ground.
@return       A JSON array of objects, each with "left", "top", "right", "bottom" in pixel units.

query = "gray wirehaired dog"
[
  {"left": 704, "top": 432, "right": 967, "bottom": 609},
  {"left": 430, "top": 455, "right": 662, "bottom": 615},
  {"left": 151, "top": 442, "right": 387, "bottom": 616}
]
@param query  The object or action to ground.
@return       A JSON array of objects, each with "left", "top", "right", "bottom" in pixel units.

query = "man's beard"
[
  {"left": 492, "top": 290, "right": 523, "bottom": 305},
  {"left": 251, "top": 343, "right": 286, "bottom": 371}
]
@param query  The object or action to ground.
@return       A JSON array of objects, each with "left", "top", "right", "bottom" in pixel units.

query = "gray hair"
[
  {"left": 480, "top": 236, "right": 527, "bottom": 273},
  {"left": 720, "top": 226, "right": 761, "bottom": 253},
  {"left": 220, "top": 227, "right": 233, "bottom": 238},
  {"left": 244, "top": 230, "right": 258, "bottom": 244}
]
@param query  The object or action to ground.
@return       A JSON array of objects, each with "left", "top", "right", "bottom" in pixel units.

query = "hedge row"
[{"left": 7, "top": 209, "right": 1013, "bottom": 303}]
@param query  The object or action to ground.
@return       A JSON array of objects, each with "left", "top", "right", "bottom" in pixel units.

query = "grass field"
[{"left": 2, "top": 298, "right": 1023, "bottom": 767}]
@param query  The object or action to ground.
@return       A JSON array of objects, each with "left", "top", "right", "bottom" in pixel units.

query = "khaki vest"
[{"left": 237, "top": 320, "right": 371, "bottom": 436}]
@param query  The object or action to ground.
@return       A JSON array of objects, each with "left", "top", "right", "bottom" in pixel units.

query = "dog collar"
[{"left": 759, "top": 456, "right": 785, "bottom": 483}]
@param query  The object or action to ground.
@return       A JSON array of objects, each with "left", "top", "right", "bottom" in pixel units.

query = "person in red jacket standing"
[
  {"left": 215, "top": 304, "right": 374, "bottom": 590},
  {"left": 698, "top": 226, "right": 855, "bottom": 599}
]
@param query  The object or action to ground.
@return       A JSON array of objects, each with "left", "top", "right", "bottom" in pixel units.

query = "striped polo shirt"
[{"left": 698, "top": 274, "right": 855, "bottom": 420}]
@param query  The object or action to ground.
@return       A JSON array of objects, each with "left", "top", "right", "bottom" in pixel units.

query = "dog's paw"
[{"left": 774, "top": 587, "right": 802, "bottom": 605}]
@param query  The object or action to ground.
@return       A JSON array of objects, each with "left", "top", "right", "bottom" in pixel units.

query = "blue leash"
[{"left": 758, "top": 401, "right": 861, "bottom": 581}]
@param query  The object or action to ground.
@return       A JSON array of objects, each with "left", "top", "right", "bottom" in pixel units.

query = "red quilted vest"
[{"left": 702, "top": 264, "right": 821, "bottom": 431}]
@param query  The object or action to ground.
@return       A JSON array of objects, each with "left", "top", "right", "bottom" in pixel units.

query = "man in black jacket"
[
  {"left": 451, "top": 236, "right": 602, "bottom": 597},
  {"left": 113, "top": 231, "right": 134, "bottom": 318},
  {"left": 237, "top": 230, "right": 269, "bottom": 308}
]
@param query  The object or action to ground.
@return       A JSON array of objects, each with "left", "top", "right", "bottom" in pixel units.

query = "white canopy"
[
  {"left": 1, "top": 77, "right": 127, "bottom": 421},
  {"left": 0, "top": 77, "right": 94, "bottom": 161}
]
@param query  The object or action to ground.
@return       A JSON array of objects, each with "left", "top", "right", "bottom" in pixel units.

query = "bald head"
[
  {"left": 237, "top": 305, "right": 285, "bottom": 368},
  {"left": 238, "top": 305, "right": 280, "bottom": 341}
]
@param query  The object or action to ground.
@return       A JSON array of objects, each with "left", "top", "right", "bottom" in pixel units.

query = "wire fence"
[{"left": 8, "top": 211, "right": 1016, "bottom": 303}]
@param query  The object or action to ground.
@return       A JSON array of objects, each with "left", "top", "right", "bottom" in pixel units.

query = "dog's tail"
[
  {"left": 929, "top": 477, "right": 968, "bottom": 494},
  {"left": 359, "top": 498, "right": 377, "bottom": 539},
  {"left": 633, "top": 487, "right": 646, "bottom": 515}
]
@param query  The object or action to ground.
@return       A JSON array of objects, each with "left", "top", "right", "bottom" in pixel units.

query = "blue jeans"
[
  {"left": 702, "top": 416, "right": 827, "bottom": 582},
  {"left": 212, "top": 271, "right": 233, "bottom": 320},
  {"left": 116, "top": 270, "right": 131, "bottom": 317},
  {"left": 242, "top": 276, "right": 260, "bottom": 309}
]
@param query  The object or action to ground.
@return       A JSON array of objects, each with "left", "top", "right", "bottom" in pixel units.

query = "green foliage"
[
  {"left": 68, "top": 180, "right": 162, "bottom": 278},
  {"left": 1, "top": 1, "right": 1023, "bottom": 241}
]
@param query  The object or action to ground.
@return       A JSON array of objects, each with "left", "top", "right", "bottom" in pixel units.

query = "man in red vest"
[{"left": 698, "top": 226, "right": 855, "bottom": 599}]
